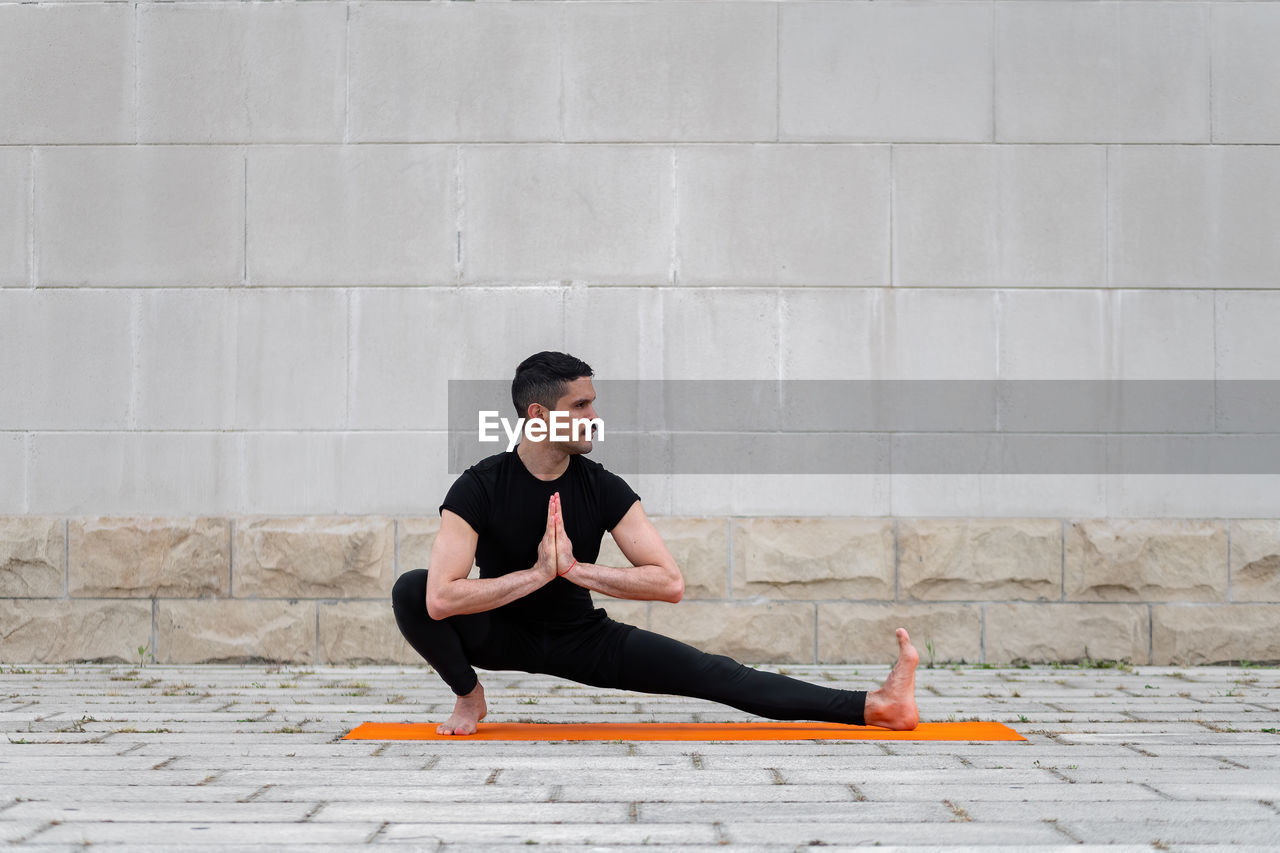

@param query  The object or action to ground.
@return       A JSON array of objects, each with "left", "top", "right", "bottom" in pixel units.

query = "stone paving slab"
[{"left": 1, "top": 662, "right": 1278, "bottom": 849}]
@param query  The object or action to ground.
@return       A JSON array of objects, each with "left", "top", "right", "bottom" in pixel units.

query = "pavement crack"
[
  {"left": 371, "top": 743, "right": 388, "bottom": 756},
  {"left": 943, "top": 799, "right": 973, "bottom": 822},
  {"left": 196, "top": 771, "right": 224, "bottom": 786},
  {"left": 956, "top": 755, "right": 974, "bottom": 768},
  {"left": 768, "top": 767, "right": 786, "bottom": 785},
  {"left": 628, "top": 801, "right": 638, "bottom": 822},
  {"left": 689, "top": 752, "right": 705, "bottom": 770},
  {"left": 1045, "top": 818, "right": 1082, "bottom": 843},
  {"left": 877, "top": 743, "right": 897, "bottom": 755},
  {"left": 485, "top": 768, "right": 501, "bottom": 785},
  {"left": 150, "top": 756, "right": 179, "bottom": 771},
  {"left": 13, "top": 820, "right": 55, "bottom": 844},
  {"left": 712, "top": 820, "right": 729, "bottom": 844},
  {"left": 0, "top": 798, "right": 19, "bottom": 815},
  {"left": 546, "top": 785, "right": 563, "bottom": 803},
  {"left": 239, "top": 784, "right": 273, "bottom": 803},
  {"left": 422, "top": 755, "right": 440, "bottom": 771},
  {"left": 300, "top": 802, "right": 324, "bottom": 822},
  {"left": 847, "top": 783, "right": 867, "bottom": 802},
  {"left": 116, "top": 742, "right": 145, "bottom": 756},
  {"left": 1039, "top": 765, "right": 1075, "bottom": 784},
  {"left": 1120, "top": 742, "right": 1157, "bottom": 758},
  {"left": 1216, "top": 756, "right": 1249, "bottom": 769},
  {"left": 1139, "top": 782, "right": 1174, "bottom": 800},
  {"left": 366, "top": 821, "right": 390, "bottom": 844}
]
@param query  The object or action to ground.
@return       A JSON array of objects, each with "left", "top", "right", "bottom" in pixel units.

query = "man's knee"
[{"left": 391, "top": 568, "right": 429, "bottom": 615}]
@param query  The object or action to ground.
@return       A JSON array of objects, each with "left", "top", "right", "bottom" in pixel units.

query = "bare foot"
[
  {"left": 437, "top": 682, "right": 487, "bottom": 736},
  {"left": 863, "top": 628, "right": 920, "bottom": 730}
]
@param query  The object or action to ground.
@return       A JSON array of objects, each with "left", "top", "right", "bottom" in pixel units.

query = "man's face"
[{"left": 547, "top": 376, "right": 600, "bottom": 454}]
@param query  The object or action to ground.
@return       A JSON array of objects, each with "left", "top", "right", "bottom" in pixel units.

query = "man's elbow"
[
  {"left": 665, "top": 568, "right": 685, "bottom": 604},
  {"left": 425, "top": 591, "right": 453, "bottom": 621}
]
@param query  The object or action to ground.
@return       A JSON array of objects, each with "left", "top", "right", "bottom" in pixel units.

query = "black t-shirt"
[{"left": 439, "top": 450, "right": 640, "bottom": 623}]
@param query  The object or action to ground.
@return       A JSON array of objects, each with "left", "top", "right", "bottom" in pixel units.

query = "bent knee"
[{"left": 391, "top": 568, "right": 429, "bottom": 613}]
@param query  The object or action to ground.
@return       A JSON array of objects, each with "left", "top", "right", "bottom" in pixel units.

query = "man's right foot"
[
  {"left": 863, "top": 628, "right": 920, "bottom": 731},
  {"left": 438, "top": 682, "right": 487, "bottom": 736}
]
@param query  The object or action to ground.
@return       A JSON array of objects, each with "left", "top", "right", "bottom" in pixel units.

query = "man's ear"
[{"left": 525, "top": 402, "right": 544, "bottom": 422}]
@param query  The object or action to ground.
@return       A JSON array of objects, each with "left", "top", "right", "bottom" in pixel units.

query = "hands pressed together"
[{"left": 535, "top": 492, "right": 578, "bottom": 584}]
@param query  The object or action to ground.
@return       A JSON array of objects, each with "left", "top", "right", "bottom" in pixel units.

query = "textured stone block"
[
  {"left": 676, "top": 145, "right": 889, "bottom": 286},
  {"left": 1229, "top": 521, "right": 1280, "bottom": 602},
  {"left": 1152, "top": 604, "right": 1280, "bottom": 665},
  {"left": 350, "top": 2, "right": 560, "bottom": 142},
  {"left": 596, "top": 517, "right": 727, "bottom": 600},
  {"left": 0, "top": 290, "right": 132, "bottom": 430},
  {"left": 999, "top": 290, "right": 1110, "bottom": 379},
  {"left": 139, "top": 2, "right": 345, "bottom": 143},
  {"left": 247, "top": 145, "right": 455, "bottom": 286},
  {"left": 0, "top": 148, "right": 28, "bottom": 286},
  {"left": 883, "top": 289, "right": 997, "bottom": 379},
  {"left": 349, "top": 287, "right": 564, "bottom": 430},
  {"left": 1111, "top": 146, "right": 1280, "bottom": 289},
  {"left": 156, "top": 599, "right": 315, "bottom": 664},
  {"left": 242, "top": 434, "right": 342, "bottom": 516},
  {"left": 817, "top": 603, "right": 982, "bottom": 665},
  {"left": 234, "top": 289, "right": 347, "bottom": 430},
  {"left": 461, "top": 144, "right": 672, "bottom": 285},
  {"left": 662, "top": 289, "right": 779, "bottom": 379},
  {"left": 1065, "top": 520, "right": 1228, "bottom": 602},
  {"left": 733, "top": 518, "right": 893, "bottom": 601},
  {"left": 780, "top": 2, "right": 991, "bottom": 142},
  {"left": 649, "top": 602, "right": 814, "bottom": 664},
  {"left": 37, "top": 146, "right": 244, "bottom": 287},
  {"left": 0, "top": 518, "right": 64, "bottom": 598},
  {"left": 0, "top": 5, "right": 133, "bottom": 144},
  {"left": 1213, "top": 4, "right": 1280, "bottom": 143},
  {"left": 1215, "top": 291, "right": 1280, "bottom": 379},
  {"left": 1116, "top": 290, "right": 1215, "bottom": 380},
  {"left": 135, "top": 290, "right": 236, "bottom": 430},
  {"left": 397, "top": 518, "right": 441, "bottom": 575},
  {"left": 563, "top": 2, "right": 775, "bottom": 141},
  {"left": 996, "top": 2, "right": 1209, "bottom": 142},
  {"left": 0, "top": 600, "right": 150, "bottom": 663},
  {"left": 68, "top": 518, "right": 230, "bottom": 599},
  {"left": 27, "top": 432, "right": 237, "bottom": 517},
  {"left": 319, "top": 601, "right": 420, "bottom": 666},
  {"left": 234, "top": 517, "right": 394, "bottom": 599},
  {"left": 898, "top": 519, "right": 1061, "bottom": 602},
  {"left": 985, "top": 603, "right": 1149, "bottom": 664},
  {"left": 893, "top": 145, "right": 1105, "bottom": 287}
]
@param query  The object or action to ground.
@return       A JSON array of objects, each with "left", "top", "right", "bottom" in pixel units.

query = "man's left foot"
[{"left": 863, "top": 628, "right": 920, "bottom": 730}]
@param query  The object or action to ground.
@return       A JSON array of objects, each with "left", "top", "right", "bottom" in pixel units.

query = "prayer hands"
[
  {"left": 534, "top": 494, "right": 559, "bottom": 583},
  {"left": 551, "top": 492, "right": 577, "bottom": 577}
]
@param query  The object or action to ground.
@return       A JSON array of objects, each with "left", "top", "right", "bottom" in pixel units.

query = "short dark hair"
[{"left": 511, "top": 351, "right": 594, "bottom": 418}]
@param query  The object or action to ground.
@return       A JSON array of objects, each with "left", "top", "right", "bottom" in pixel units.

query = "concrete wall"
[{"left": 2, "top": 0, "right": 1279, "bottom": 664}]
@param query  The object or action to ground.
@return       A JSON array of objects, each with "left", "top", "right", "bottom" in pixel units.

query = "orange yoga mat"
[{"left": 344, "top": 721, "right": 1024, "bottom": 742}]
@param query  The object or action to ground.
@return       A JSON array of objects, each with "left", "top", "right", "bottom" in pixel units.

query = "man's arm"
[
  {"left": 555, "top": 498, "right": 684, "bottom": 603},
  {"left": 425, "top": 501, "right": 559, "bottom": 620}
]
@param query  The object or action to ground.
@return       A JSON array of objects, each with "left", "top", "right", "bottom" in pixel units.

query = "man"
[{"left": 392, "top": 351, "right": 919, "bottom": 735}]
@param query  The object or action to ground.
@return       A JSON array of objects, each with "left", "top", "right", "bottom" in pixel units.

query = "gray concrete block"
[
  {"left": 338, "top": 432, "right": 452, "bottom": 516},
  {"left": 0, "top": 290, "right": 132, "bottom": 430},
  {"left": 780, "top": 288, "right": 879, "bottom": 379},
  {"left": 350, "top": 2, "right": 560, "bottom": 142},
  {"left": 893, "top": 145, "right": 1106, "bottom": 287},
  {"left": 461, "top": 144, "right": 673, "bottom": 285},
  {"left": 234, "top": 289, "right": 347, "bottom": 430},
  {"left": 564, "top": 287, "right": 664, "bottom": 380},
  {"left": 0, "top": 5, "right": 134, "bottom": 144},
  {"left": 0, "top": 147, "right": 29, "bottom": 286},
  {"left": 1111, "top": 146, "right": 1280, "bottom": 288},
  {"left": 27, "top": 432, "right": 237, "bottom": 516},
  {"left": 139, "top": 2, "right": 345, "bottom": 143},
  {"left": 882, "top": 289, "right": 997, "bottom": 379},
  {"left": 676, "top": 145, "right": 889, "bottom": 286},
  {"left": 0, "top": 434, "right": 23, "bottom": 514},
  {"left": 247, "top": 145, "right": 455, "bottom": 286},
  {"left": 780, "top": 2, "right": 991, "bottom": 142},
  {"left": 1106, "top": 474, "right": 1280, "bottom": 520},
  {"left": 242, "top": 433, "right": 343, "bottom": 516},
  {"left": 996, "top": 2, "right": 1210, "bottom": 142},
  {"left": 1212, "top": 3, "right": 1280, "bottom": 143},
  {"left": 998, "top": 290, "right": 1111, "bottom": 379},
  {"left": 1216, "top": 291, "right": 1280, "bottom": 379},
  {"left": 349, "top": 286, "right": 564, "bottom": 430},
  {"left": 37, "top": 146, "right": 244, "bottom": 287},
  {"left": 1116, "top": 290, "right": 1214, "bottom": 380},
  {"left": 562, "top": 2, "right": 775, "bottom": 142},
  {"left": 135, "top": 289, "right": 236, "bottom": 430},
  {"left": 662, "top": 289, "right": 779, "bottom": 379}
]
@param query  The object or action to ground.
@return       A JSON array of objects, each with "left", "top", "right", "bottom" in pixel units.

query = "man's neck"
[{"left": 516, "top": 440, "right": 571, "bottom": 481}]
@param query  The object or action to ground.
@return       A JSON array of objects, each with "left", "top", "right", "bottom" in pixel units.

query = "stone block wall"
[
  {"left": 3, "top": 0, "right": 1280, "bottom": 664},
  {"left": 3, "top": 515, "right": 1278, "bottom": 666}
]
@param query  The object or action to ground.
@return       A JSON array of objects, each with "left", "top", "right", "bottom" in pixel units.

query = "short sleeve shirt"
[{"left": 440, "top": 450, "right": 640, "bottom": 623}]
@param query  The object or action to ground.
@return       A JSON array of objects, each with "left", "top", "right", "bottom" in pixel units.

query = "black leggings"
[{"left": 391, "top": 569, "right": 866, "bottom": 726}]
